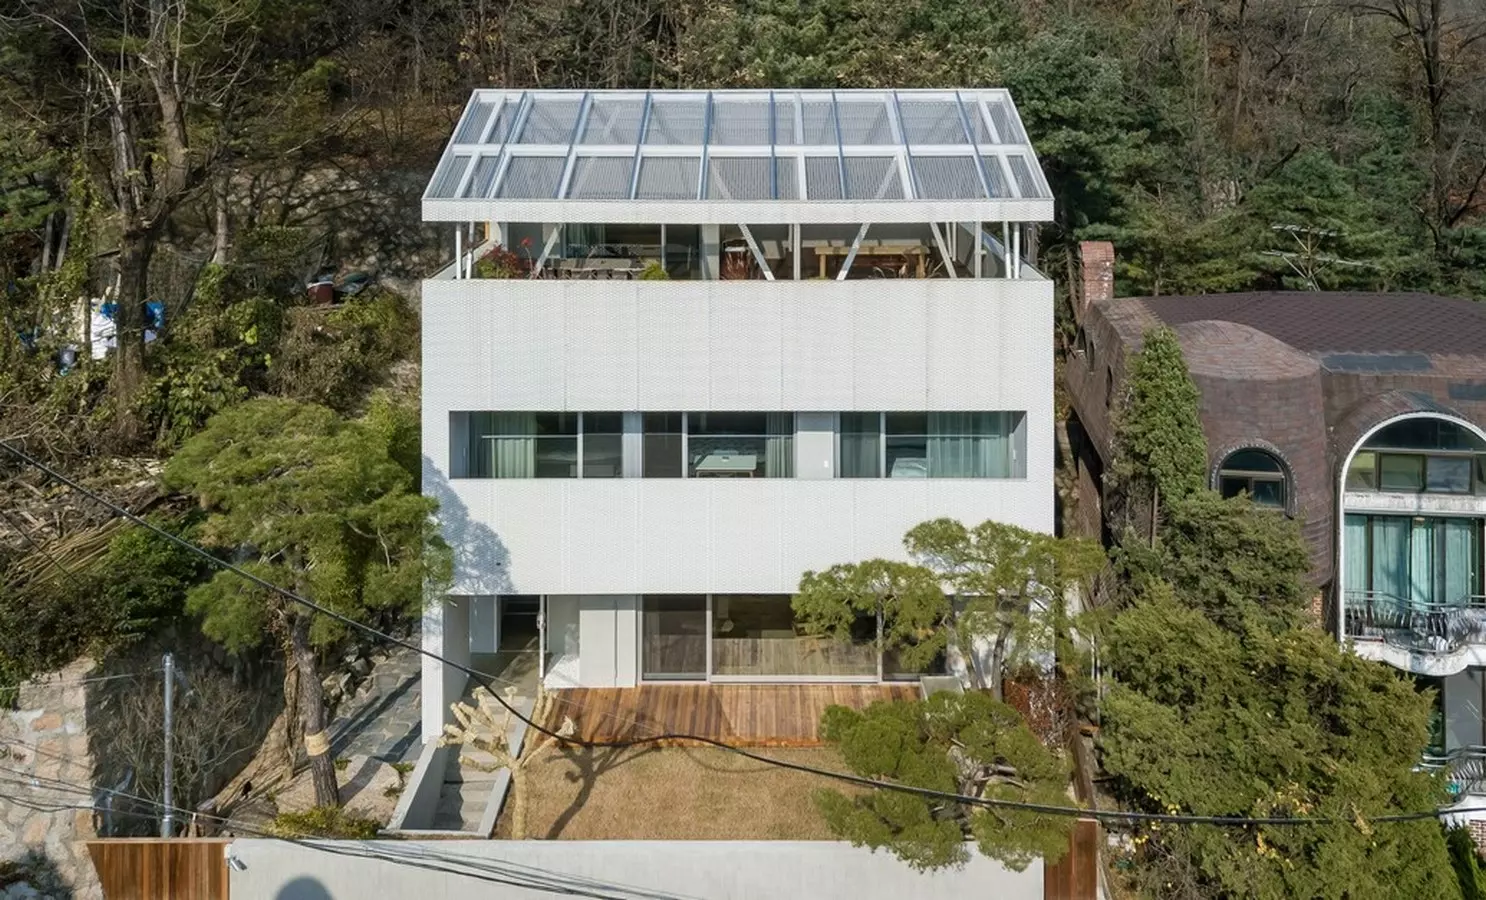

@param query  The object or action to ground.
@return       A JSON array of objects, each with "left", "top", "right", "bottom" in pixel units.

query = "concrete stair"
[{"left": 429, "top": 687, "right": 508, "bottom": 833}]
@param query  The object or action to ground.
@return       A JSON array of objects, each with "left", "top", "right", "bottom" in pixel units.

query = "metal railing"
[
  {"left": 1420, "top": 745, "right": 1486, "bottom": 797},
  {"left": 1343, "top": 590, "right": 1486, "bottom": 654}
]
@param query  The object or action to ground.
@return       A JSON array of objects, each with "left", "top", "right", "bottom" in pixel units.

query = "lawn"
[{"left": 495, "top": 744, "right": 859, "bottom": 840}]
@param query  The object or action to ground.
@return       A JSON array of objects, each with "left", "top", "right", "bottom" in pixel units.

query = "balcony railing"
[
  {"left": 1343, "top": 590, "right": 1486, "bottom": 654},
  {"left": 1420, "top": 745, "right": 1486, "bottom": 797}
]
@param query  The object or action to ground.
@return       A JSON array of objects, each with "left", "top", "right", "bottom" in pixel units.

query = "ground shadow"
[
  {"left": 535, "top": 698, "right": 659, "bottom": 839},
  {"left": 275, "top": 876, "right": 333, "bottom": 900},
  {"left": 0, "top": 850, "right": 73, "bottom": 900}
]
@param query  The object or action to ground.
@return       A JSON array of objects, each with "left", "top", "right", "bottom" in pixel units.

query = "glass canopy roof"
[{"left": 423, "top": 89, "right": 1054, "bottom": 225}]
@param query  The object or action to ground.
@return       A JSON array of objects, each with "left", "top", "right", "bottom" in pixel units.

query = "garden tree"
[
  {"left": 1106, "top": 326, "right": 1207, "bottom": 540},
  {"left": 0, "top": 0, "right": 339, "bottom": 437},
  {"left": 903, "top": 519, "right": 1106, "bottom": 700},
  {"left": 1100, "top": 581, "right": 1460, "bottom": 900},
  {"left": 792, "top": 560, "right": 948, "bottom": 675},
  {"left": 163, "top": 395, "right": 450, "bottom": 807},
  {"left": 814, "top": 691, "right": 1071, "bottom": 872},
  {"left": 1349, "top": 0, "right": 1486, "bottom": 260},
  {"left": 1118, "top": 491, "right": 1312, "bottom": 630}
]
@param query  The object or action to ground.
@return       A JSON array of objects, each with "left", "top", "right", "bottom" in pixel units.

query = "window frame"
[{"left": 1214, "top": 448, "right": 1290, "bottom": 512}]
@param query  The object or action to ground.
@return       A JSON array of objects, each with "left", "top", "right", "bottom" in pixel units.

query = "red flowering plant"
[{"left": 473, "top": 242, "right": 528, "bottom": 278}]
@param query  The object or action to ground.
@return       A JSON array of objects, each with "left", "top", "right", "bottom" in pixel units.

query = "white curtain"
[
  {"left": 490, "top": 412, "right": 536, "bottom": 478},
  {"left": 765, "top": 413, "right": 794, "bottom": 477},
  {"left": 927, "top": 412, "right": 1009, "bottom": 477}
]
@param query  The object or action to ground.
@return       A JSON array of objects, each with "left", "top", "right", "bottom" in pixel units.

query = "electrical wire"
[
  {"left": 0, "top": 438, "right": 1472, "bottom": 829},
  {"left": 0, "top": 755, "right": 697, "bottom": 900}
]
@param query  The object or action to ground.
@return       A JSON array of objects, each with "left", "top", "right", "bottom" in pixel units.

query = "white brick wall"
[{"left": 421, "top": 278, "right": 1054, "bottom": 596}]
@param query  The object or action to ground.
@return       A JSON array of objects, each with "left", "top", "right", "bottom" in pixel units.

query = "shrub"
[
  {"left": 638, "top": 260, "right": 670, "bottom": 280},
  {"left": 269, "top": 806, "right": 381, "bottom": 839}
]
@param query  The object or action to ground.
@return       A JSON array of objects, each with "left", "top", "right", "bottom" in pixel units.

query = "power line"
[
  {"left": 0, "top": 438, "right": 1468, "bottom": 828},
  {"left": 0, "top": 756, "right": 696, "bottom": 900}
]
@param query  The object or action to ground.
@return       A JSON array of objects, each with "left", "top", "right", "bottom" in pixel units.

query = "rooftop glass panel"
[
  {"left": 464, "top": 155, "right": 502, "bottom": 199},
  {"left": 1006, "top": 154, "right": 1040, "bottom": 199},
  {"left": 710, "top": 98, "right": 772, "bottom": 145},
  {"left": 800, "top": 99, "right": 838, "bottom": 146},
  {"left": 566, "top": 156, "right": 636, "bottom": 199},
  {"left": 517, "top": 96, "right": 582, "bottom": 144},
  {"left": 707, "top": 156, "right": 773, "bottom": 200},
  {"left": 427, "top": 153, "right": 472, "bottom": 198},
  {"left": 980, "top": 155, "right": 1012, "bottom": 198},
  {"left": 805, "top": 156, "right": 843, "bottom": 200},
  {"left": 773, "top": 97, "right": 799, "bottom": 145},
  {"left": 898, "top": 99, "right": 968, "bottom": 145},
  {"left": 844, "top": 156, "right": 903, "bottom": 200},
  {"left": 496, "top": 156, "right": 564, "bottom": 198},
  {"left": 774, "top": 157, "right": 800, "bottom": 200},
  {"left": 581, "top": 97, "right": 645, "bottom": 144},
  {"left": 645, "top": 98, "right": 707, "bottom": 145},
  {"left": 836, "top": 99, "right": 894, "bottom": 145},
  {"left": 456, "top": 98, "right": 501, "bottom": 144},
  {"left": 984, "top": 96, "right": 1026, "bottom": 144},
  {"left": 635, "top": 156, "right": 701, "bottom": 199},
  {"left": 912, "top": 155, "right": 985, "bottom": 200},
  {"left": 424, "top": 89, "right": 1054, "bottom": 218}
]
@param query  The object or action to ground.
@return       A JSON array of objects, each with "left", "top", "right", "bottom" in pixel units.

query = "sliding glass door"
[
  {"left": 1347, "top": 514, "right": 1483, "bottom": 607},
  {"left": 641, "top": 595, "right": 707, "bottom": 679}
]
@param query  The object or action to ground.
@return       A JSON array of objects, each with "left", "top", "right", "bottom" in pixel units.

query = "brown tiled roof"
[{"left": 1134, "top": 292, "right": 1486, "bottom": 357}]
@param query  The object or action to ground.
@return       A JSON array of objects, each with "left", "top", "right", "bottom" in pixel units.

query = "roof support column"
[
  {"left": 973, "top": 221, "right": 983, "bottom": 279},
  {"left": 836, "top": 223, "right": 870, "bottom": 281},
  {"left": 1011, "top": 223, "right": 1021, "bottom": 279},
  {"left": 928, "top": 223, "right": 957, "bottom": 279},
  {"left": 739, "top": 224, "right": 775, "bottom": 281},
  {"left": 1002, "top": 222, "right": 1011, "bottom": 276},
  {"left": 531, "top": 224, "right": 563, "bottom": 277},
  {"left": 792, "top": 224, "right": 802, "bottom": 280},
  {"left": 700, "top": 226, "right": 721, "bottom": 280},
  {"left": 454, "top": 226, "right": 463, "bottom": 280}
]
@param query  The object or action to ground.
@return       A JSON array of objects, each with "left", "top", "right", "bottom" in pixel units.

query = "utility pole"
[{"left": 161, "top": 653, "right": 174, "bottom": 838}]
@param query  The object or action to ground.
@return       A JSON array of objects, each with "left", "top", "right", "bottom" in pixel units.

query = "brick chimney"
[{"left": 1077, "top": 241, "right": 1115, "bottom": 324}]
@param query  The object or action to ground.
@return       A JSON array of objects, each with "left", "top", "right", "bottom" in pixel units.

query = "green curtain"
[
  {"left": 1344, "top": 515, "right": 1369, "bottom": 602},
  {"left": 1372, "top": 516, "right": 1411, "bottom": 607},
  {"left": 1442, "top": 518, "right": 1478, "bottom": 607},
  {"left": 490, "top": 412, "right": 536, "bottom": 478},
  {"left": 1412, "top": 518, "right": 1437, "bottom": 606},
  {"left": 765, "top": 413, "right": 794, "bottom": 477}
]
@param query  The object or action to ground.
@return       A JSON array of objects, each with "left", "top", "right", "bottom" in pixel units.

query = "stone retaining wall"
[{"left": 0, "top": 659, "right": 102, "bottom": 900}]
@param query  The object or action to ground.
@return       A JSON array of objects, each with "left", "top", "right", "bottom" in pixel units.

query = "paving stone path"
[{"left": 328, "top": 639, "right": 422, "bottom": 763}]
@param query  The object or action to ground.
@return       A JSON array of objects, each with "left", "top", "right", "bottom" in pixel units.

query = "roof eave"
[{"left": 421, "top": 198, "right": 1055, "bottom": 225}]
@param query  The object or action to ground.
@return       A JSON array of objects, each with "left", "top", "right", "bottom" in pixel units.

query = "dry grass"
[{"left": 497, "top": 745, "right": 860, "bottom": 840}]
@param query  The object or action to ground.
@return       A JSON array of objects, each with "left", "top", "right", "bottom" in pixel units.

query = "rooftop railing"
[{"left": 1343, "top": 590, "right": 1486, "bottom": 655}]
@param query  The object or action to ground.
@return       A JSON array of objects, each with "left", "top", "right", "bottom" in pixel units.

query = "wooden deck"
[{"left": 540, "top": 683, "right": 919, "bottom": 747}]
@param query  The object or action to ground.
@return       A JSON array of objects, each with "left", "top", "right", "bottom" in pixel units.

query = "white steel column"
[
  {"left": 973, "top": 221, "right": 983, "bottom": 278},
  {"left": 928, "top": 223, "right": 957, "bottom": 278},
  {"left": 738, "top": 224, "right": 775, "bottom": 281},
  {"left": 1012, "top": 223, "right": 1021, "bottom": 278},
  {"left": 454, "top": 227, "right": 463, "bottom": 280},
  {"left": 792, "top": 224, "right": 802, "bottom": 280},
  {"left": 836, "top": 223, "right": 870, "bottom": 281}
]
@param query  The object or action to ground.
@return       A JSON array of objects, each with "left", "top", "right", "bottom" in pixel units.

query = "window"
[
  {"left": 641, "top": 595, "right": 707, "bottom": 679},
  {"left": 840, "top": 412, "right": 1025, "bottom": 478},
  {"left": 583, "top": 413, "right": 623, "bottom": 478},
  {"left": 839, "top": 413, "right": 882, "bottom": 478},
  {"left": 643, "top": 413, "right": 684, "bottom": 477},
  {"left": 454, "top": 412, "right": 578, "bottom": 478},
  {"left": 710, "top": 595, "right": 874, "bottom": 677},
  {"left": 1346, "top": 417, "right": 1486, "bottom": 496},
  {"left": 1216, "top": 449, "right": 1288, "bottom": 510},
  {"left": 687, "top": 413, "right": 794, "bottom": 478}
]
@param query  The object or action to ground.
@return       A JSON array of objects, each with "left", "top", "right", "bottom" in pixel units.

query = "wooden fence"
[
  {"left": 86, "top": 839, "right": 230, "bottom": 900},
  {"left": 1044, "top": 819, "right": 1102, "bottom": 900}
]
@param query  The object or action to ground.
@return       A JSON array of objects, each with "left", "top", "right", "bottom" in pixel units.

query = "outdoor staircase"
[{"left": 429, "top": 682, "right": 506, "bottom": 832}]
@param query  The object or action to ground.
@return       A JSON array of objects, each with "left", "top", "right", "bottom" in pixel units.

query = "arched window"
[
  {"left": 1217, "top": 449, "right": 1288, "bottom": 509},
  {"left": 1346, "top": 417, "right": 1486, "bottom": 495}
]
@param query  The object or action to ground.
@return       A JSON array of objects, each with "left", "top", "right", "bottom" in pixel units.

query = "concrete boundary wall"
[{"left": 228, "top": 839, "right": 1042, "bottom": 900}]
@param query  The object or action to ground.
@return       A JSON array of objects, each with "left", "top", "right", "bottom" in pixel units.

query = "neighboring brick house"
[{"left": 1064, "top": 241, "right": 1486, "bottom": 833}]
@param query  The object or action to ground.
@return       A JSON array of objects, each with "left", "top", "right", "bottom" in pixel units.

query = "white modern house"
[{"left": 417, "top": 88, "right": 1056, "bottom": 744}]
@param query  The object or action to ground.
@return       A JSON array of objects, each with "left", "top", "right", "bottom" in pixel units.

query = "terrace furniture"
[
  {"left": 814, "top": 243, "right": 928, "bottom": 279},
  {"left": 694, "top": 452, "right": 758, "bottom": 477}
]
